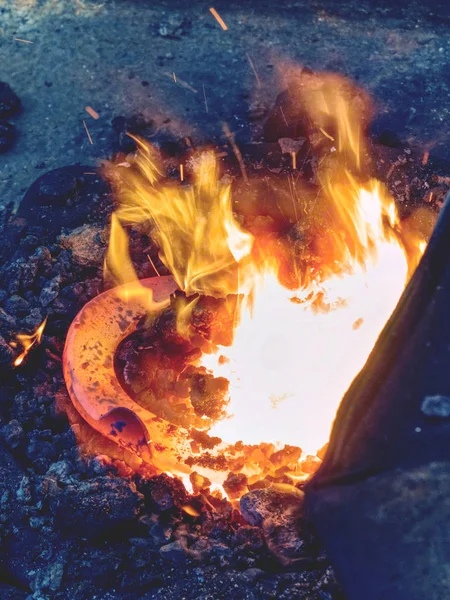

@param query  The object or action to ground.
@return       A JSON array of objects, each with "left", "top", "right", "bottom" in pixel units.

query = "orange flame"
[
  {"left": 13, "top": 317, "right": 47, "bottom": 367},
  {"left": 105, "top": 72, "right": 428, "bottom": 467}
]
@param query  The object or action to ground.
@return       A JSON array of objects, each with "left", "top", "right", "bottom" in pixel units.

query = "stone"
[
  {"left": 60, "top": 224, "right": 106, "bottom": 267},
  {"left": 0, "top": 82, "right": 21, "bottom": 117},
  {"left": 240, "top": 488, "right": 303, "bottom": 527},
  {"left": 0, "top": 419, "right": 25, "bottom": 449},
  {"left": 39, "top": 275, "right": 61, "bottom": 307},
  {"left": 421, "top": 395, "right": 450, "bottom": 418},
  {"left": 4, "top": 295, "right": 30, "bottom": 317},
  {"left": 159, "top": 539, "right": 187, "bottom": 566},
  {"left": 50, "top": 476, "right": 144, "bottom": 536}
]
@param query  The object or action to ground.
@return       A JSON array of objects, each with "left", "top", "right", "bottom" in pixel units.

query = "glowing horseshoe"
[{"left": 63, "top": 276, "right": 192, "bottom": 473}]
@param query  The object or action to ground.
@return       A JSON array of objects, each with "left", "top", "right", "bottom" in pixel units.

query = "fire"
[
  {"left": 12, "top": 317, "right": 47, "bottom": 367},
  {"left": 103, "top": 71, "right": 427, "bottom": 473}
]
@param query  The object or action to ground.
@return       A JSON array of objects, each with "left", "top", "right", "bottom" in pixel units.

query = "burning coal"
[{"left": 64, "top": 70, "right": 428, "bottom": 495}]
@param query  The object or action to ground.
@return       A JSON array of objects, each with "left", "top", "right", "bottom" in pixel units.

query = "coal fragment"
[
  {"left": 0, "top": 419, "right": 25, "bottom": 449},
  {"left": 240, "top": 488, "right": 303, "bottom": 527},
  {"left": 39, "top": 275, "right": 61, "bottom": 307},
  {"left": 0, "top": 82, "right": 21, "bottom": 117},
  {"left": 4, "top": 295, "right": 30, "bottom": 317},
  {"left": 60, "top": 224, "right": 106, "bottom": 267},
  {"left": 159, "top": 539, "right": 187, "bottom": 566},
  {"left": 50, "top": 476, "right": 144, "bottom": 536},
  {"left": 0, "top": 119, "right": 16, "bottom": 153}
]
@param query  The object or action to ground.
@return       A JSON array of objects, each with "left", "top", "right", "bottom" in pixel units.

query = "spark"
[
  {"left": 14, "top": 37, "right": 33, "bottom": 44},
  {"left": 83, "top": 172, "right": 96, "bottom": 175},
  {"left": 422, "top": 150, "right": 429, "bottom": 166},
  {"left": 291, "top": 152, "right": 297, "bottom": 170},
  {"left": 246, "top": 53, "right": 261, "bottom": 87},
  {"left": 223, "top": 123, "right": 248, "bottom": 183},
  {"left": 83, "top": 120, "right": 93, "bottom": 145},
  {"left": 180, "top": 163, "right": 184, "bottom": 181},
  {"left": 280, "top": 106, "right": 289, "bottom": 127},
  {"left": 147, "top": 254, "right": 161, "bottom": 277},
  {"left": 209, "top": 7, "right": 228, "bottom": 30},
  {"left": 163, "top": 72, "right": 198, "bottom": 93},
  {"left": 85, "top": 106, "right": 99, "bottom": 120},
  {"left": 13, "top": 317, "right": 47, "bottom": 367},
  {"left": 203, "top": 84, "right": 209, "bottom": 113},
  {"left": 319, "top": 127, "right": 335, "bottom": 141}
]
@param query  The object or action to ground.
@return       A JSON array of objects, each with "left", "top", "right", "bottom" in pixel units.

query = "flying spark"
[
  {"left": 83, "top": 120, "right": 93, "bottom": 145},
  {"left": 85, "top": 106, "right": 99, "bottom": 119},
  {"left": 209, "top": 7, "right": 228, "bottom": 30}
]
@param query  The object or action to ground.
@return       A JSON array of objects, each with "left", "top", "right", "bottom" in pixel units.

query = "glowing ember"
[
  {"left": 13, "top": 317, "right": 47, "bottom": 367},
  {"left": 209, "top": 7, "right": 228, "bottom": 31}
]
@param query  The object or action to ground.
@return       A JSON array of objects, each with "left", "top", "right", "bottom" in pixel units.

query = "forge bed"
[{"left": 2, "top": 2, "right": 450, "bottom": 600}]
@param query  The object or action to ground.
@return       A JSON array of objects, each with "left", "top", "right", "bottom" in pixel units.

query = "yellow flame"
[
  {"left": 13, "top": 317, "right": 48, "bottom": 367},
  {"left": 105, "top": 71, "right": 427, "bottom": 464}
]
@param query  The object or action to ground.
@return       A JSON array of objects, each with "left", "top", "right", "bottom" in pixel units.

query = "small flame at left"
[{"left": 12, "top": 317, "right": 47, "bottom": 367}]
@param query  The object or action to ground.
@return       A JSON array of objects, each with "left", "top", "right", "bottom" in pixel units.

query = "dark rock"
[
  {"left": 60, "top": 224, "right": 106, "bottom": 267},
  {"left": 0, "top": 419, "right": 25, "bottom": 449},
  {"left": 4, "top": 294, "right": 30, "bottom": 316},
  {"left": 262, "top": 506, "right": 310, "bottom": 567},
  {"left": 21, "top": 308, "right": 45, "bottom": 329},
  {"left": 0, "top": 289, "right": 7, "bottom": 304},
  {"left": 0, "top": 119, "right": 16, "bottom": 153},
  {"left": 159, "top": 539, "right": 187, "bottom": 566},
  {"left": 0, "top": 307, "right": 16, "bottom": 331},
  {"left": 50, "top": 476, "right": 144, "bottom": 536},
  {"left": 421, "top": 395, "right": 450, "bottom": 418},
  {"left": 39, "top": 275, "right": 61, "bottom": 307},
  {"left": 240, "top": 488, "right": 303, "bottom": 527},
  {"left": 142, "top": 472, "right": 189, "bottom": 511},
  {"left": 0, "top": 82, "right": 21, "bottom": 117}
]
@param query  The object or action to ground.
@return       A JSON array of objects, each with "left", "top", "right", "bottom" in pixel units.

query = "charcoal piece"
[
  {"left": 50, "top": 477, "right": 144, "bottom": 536},
  {"left": 0, "top": 82, "right": 21, "bottom": 117},
  {"left": 141, "top": 472, "right": 189, "bottom": 511},
  {"left": 240, "top": 488, "right": 303, "bottom": 528},
  {"left": 159, "top": 539, "right": 187, "bottom": 566},
  {"left": 60, "top": 224, "right": 106, "bottom": 267},
  {"left": 39, "top": 275, "right": 61, "bottom": 307},
  {"left": 17, "top": 166, "right": 111, "bottom": 238},
  {"left": 0, "top": 119, "right": 16, "bottom": 153},
  {"left": 0, "top": 419, "right": 24, "bottom": 449},
  {"left": 4, "top": 294, "right": 30, "bottom": 317}
]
